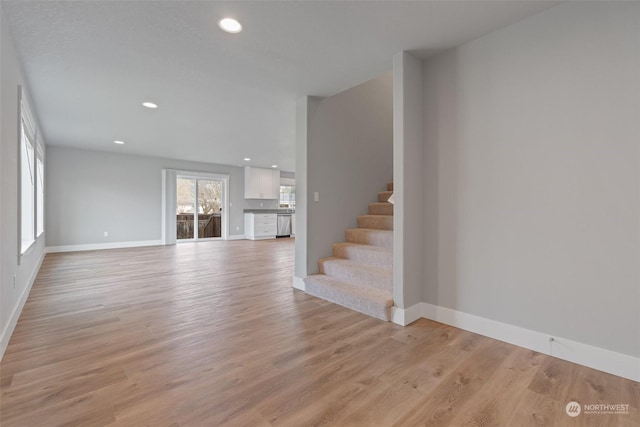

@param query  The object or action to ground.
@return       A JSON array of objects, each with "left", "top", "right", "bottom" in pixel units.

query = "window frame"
[
  {"left": 19, "top": 86, "right": 44, "bottom": 257},
  {"left": 36, "top": 141, "right": 45, "bottom": 237}
]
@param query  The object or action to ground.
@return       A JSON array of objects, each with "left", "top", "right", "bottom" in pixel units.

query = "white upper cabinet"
[{"left": 244, "top": 167, "right": 280, "bottom": 199}]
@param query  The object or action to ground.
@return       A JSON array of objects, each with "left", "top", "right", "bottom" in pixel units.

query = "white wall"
[
  {"left": 0, "top": 10, "right": 47, "bottom": 359},
  {"left": 294, "top": 97, "right": 320, "bottom": 282},
  {"left": 46, "top": 146, "right": 286, "bottom": 247},
  {"left": 301, "top": 73, "right": 393, "bottom": 277},
  {"left": 422, "top": 2, "right": 640, "bottom": 359}
]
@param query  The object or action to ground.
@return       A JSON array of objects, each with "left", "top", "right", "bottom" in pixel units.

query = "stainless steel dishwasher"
[{"left": 276, "top": 213, "right": 292, "bottom": 237}]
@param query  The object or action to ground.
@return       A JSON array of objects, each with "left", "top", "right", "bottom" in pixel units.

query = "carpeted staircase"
[{"left": 304, "top": 182, "right": 394, "bottom": 321}]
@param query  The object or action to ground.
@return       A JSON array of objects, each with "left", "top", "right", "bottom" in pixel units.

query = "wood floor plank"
[
  {"left": 506, "top": 389, "right": 566, "bottom": 427},
  {"left": 2, "top": 391, "right": 116, "bottom": 427},
  {"left": 379, "top": 339, "right": 477, "bottom": 396},
  {"left": 1, "top": 238, "right": 638, "bottom": 426},
  {"left": 446, "top": 347, "right": 545, "bottom": 426},
  {"left": 528, "top": 356, "right": 580, "bottom": 401},
  {"left": 336, "top": 381, "right": 427, "bottom": 426},
  {"left": 390, "top": 339, "right": 514, "bottom": 427}
]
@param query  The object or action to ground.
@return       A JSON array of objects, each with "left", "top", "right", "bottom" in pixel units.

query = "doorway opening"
[{"left": 176, "top": 176, "right": 223, "bottom": 241}]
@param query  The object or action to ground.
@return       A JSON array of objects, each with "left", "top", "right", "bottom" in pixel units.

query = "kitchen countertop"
[{"left": 244, "top": 209, "right": 295, "bottom": 214}]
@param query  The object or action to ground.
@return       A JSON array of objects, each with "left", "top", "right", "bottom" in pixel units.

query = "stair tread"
[
  {"left": 333, "top": 242, "right": 393, "bottom": 268},
  {"left": 346, "top": 228, "right": 393, "bottom": 237},
  {"left": 306, "top": 275, "right": 392, "bottom": 299},
  {"left": 378, "top": 191, "right": 393, "bottom": 202},
  {"left": 318, "top": 257, "right": 392, "bottom": 291},
  {"left": 319, "top": 257, "right": 392, "bottom": 274},
  {"left": 345, "top": 228, "right": 393, "bottom": 249},
  {"left": 333, "top": 242, "right": 392, "bottom": 253},
  {"left": 304, "top": 274, "right": 393, "bottom": 321},
  {"left": 357, "top": 214, "right": 393, "bottom": 231},
  {"left": 368, "top": 202, "right": 394, "bottom": 216},
  {"left": 346, "top": 228, "right": 393, "bottom": 234}
]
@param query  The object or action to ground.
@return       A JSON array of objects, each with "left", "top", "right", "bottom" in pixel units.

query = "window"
[
  {"left": 36, "top": 144, "right": 45, "bottom": 236},
  {"left": 279, "top": 185, "right": 295, "bottom": 208},
  {"left": 19, "top": 88, "right": 44, "bottom": 254},
  {"left": 20, "top": 119, "right": 35, "bottom": 253}
]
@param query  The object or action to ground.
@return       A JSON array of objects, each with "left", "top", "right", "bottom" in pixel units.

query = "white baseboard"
[
  {"left": 227, "top": 235, "right": 246, "bottom": 240},
  {"left": 419, "top": 302, "right": 640, "bottom": 383},
  {"left": 0, "top": 250, "right": 46, "bottom": 361},
  {"left": 391, "top": 302, "right": 423, "bottom": 326},
  {"left": 46, "top": 240, "right": 163, "bottom": 253},
  {"left": 292, "top": 276, "right": 305, "bottom": 291}
]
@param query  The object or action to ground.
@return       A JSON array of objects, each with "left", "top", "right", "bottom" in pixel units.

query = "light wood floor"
[{"left": 1, "top": 239, "right": 638, "bottom": 426}]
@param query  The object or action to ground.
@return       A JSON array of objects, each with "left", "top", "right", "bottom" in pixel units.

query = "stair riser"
[
  {"left": 319, "top": 261, "right": 392, "bottom": 291},
  {"left": 378, "top": 191, "right": 393, "bottom": 202},
  {"left": 345, "top": 229, "right": 393, "bottom": 249},
  {"left": 368, "top": 203, "right": 393, "bottom": 215},
  {"left": 333, "top": 245, "right": 393, "bottom": 269},
  {"left": 387, "top": 182, "right": 393, "bottom": 192},
  {"left": 357, "top": 215, "right": 393, "bottom": 230},
  {"left": 304, "top": 276, "right": 392, "bottom": 321}
]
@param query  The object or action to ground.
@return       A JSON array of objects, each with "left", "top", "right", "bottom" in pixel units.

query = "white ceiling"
[{"left": 2, "top": 0, "right": 559, "bottom": 172}]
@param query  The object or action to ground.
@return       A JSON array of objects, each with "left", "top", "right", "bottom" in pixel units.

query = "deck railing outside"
[{"left": 177, "top": 213, "right": 221, "bottom": 239}]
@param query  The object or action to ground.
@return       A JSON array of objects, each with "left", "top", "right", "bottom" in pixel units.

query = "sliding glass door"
[
  {"left": 176, "top": 177, "right": 223, "bottom": 241},
  {"left": 197, "top": 179, "right": 222, "bottom": 238}
]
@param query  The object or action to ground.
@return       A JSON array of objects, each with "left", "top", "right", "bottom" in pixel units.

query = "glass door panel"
[
  {"left": 197, "top": 179, "right": 222, "bottom": 238},
  {"left": 176, "top": 177, "right": 196, "bottom": 240}
]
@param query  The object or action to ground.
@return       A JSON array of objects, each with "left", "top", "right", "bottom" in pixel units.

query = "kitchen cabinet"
[
  {"left": 244, "top": 167, "right": 280, "bottom": 199},
  {"left": 244, "top": 213, "right": 277, "bottom": 240}
]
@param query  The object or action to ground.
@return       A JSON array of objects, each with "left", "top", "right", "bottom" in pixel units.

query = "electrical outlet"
[{"left": 103, "top": 231, "right": 109, "bottom": 237}]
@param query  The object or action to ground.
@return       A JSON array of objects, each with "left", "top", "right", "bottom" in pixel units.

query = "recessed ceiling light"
[
  {"left": 219, "top": 18, "right": 242, "bottom": 34},
  {"left": 114, "top": 140, "right": 125, "bottom": 145},
  {"left": 142, "top": 102, "right": 158, "bottom": 109},
  {"left": 271, "top": 165, "right": 278, "bottom": 168},
  {"left": 243, "top": 157, "right": 251, "bottom": 161}
]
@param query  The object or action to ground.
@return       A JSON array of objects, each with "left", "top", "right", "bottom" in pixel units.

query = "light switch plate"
[{"left": 314, "top": 192, "right": 319, "bottom": 202}]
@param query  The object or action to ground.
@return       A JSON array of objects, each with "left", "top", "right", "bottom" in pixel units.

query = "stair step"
[
  {"left": 318, "top": 257, "right": 392, "bottom": 291},
  {"left": 378, "top": 191, "right": 393, "bottom": 202},
  {"left": 345, "top": 228, "right": 393, "bottom": 249},
  {"left": 333, "top": 243, "right": 393, "bottom": 268},
  {"left": 304, "top": 274, "right": 393, "bottom": 321},
  {"left": 387, "top": 182, "right": 393, "bottom": 191},
  {"left": 357, "top": 215, "right": 393, "bottom": 231},
  {"left": 368, "top": 202, "right": 393, "bottom": 216}
]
